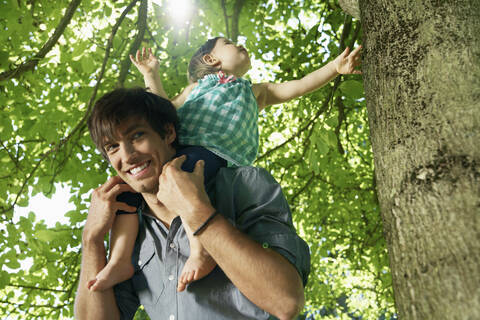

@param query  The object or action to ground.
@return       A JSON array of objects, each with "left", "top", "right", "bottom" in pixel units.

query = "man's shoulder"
[
  {"left": 217, "top": 166, "right": 274, "bottom": 182},
  {"left": 214, "top": 166, "right": 284, "bottom": 206}
]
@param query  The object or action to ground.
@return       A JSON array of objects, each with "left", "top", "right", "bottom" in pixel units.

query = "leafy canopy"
[{"left": 0, "top": 0, "right": 395, "bottom": 318}]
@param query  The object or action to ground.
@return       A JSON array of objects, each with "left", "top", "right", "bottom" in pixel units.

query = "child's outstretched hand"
[
  {"left": 130, "top": 47, "right": 160, "bottom": 75},
  {"left": 333, "top": 45, "right": 362, "bottom": 75}
]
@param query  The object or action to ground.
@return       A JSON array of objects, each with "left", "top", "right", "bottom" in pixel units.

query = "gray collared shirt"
[{"left": 114, "top": 166, "right": 310, "bottom": 320}]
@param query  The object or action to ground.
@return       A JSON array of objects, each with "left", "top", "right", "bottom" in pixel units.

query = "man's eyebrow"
[
  {"left": 102, "top": 123, "right": 146, "bottom": 148},
  {"left": 122, "top": 123, "right": 145, "bottom": 136}
]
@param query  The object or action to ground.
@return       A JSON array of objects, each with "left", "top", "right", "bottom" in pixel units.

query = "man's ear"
[
  {"left": 164, "top": 123, "right": 176, "bottom": 144},
  {"left": 202, "top": 54, "right": 221, "bottom": 67}
]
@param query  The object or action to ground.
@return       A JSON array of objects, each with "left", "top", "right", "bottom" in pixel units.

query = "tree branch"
[
  {"left": 221, "top": 0, "right": 230, "bottom": 39},
  {"left": 335, "top": 97, "right": 346, "bottom": 155},
  {"left": 231, "top": 0, "right": 245, "bottom": 42},
  {"left": 7, "top": 284, "right": 69, "bottom": 293},
  {"left": 0, "top": 0, "right": 82, "bottom": 82},
  {"left": 0, "top": 138, "right": 21, "bottom": 170},
  {"left": 116, "top": 0, "right": 148, "bottom": 88},
  {"left": 0, "top": 0, "right": 140, "bottom": 215},
  {"left": 257, "top": 16, "right": 353, "bottom": 162},
  {"left": 256, "top": 83, "right": 337, "bottom": 162}
]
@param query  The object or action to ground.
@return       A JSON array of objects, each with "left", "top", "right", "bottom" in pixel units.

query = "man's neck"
[{"left": 141, "top": 192, "right": 178, "bottom": 229}]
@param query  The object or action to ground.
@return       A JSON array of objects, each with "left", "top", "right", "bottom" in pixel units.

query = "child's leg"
[
  {"left": 87, "top": 214, "right": 138, "bottom": 291},
  {"left": 176, "top": 221, "right": 217, "bottom": 292},
  {"left": 175, "top": 146, "right": 227, "bottom": 292},
  {"left": 177, "top": 146, "right": 227, "bottom": 183}
]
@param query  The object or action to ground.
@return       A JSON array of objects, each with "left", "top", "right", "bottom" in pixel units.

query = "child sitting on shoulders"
[{"left": 87, "top": 36, "right": 361, "bottom": 292}]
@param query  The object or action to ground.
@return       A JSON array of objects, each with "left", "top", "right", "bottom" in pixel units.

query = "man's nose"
[{"left": 120, "top": 143, "right": 138, "bottom": 163}]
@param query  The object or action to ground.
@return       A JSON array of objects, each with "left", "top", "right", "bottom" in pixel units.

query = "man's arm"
[
  {"left": 253, "top": 46, "right": 362, "bottom": 110},
  {"left": 198, "top": 215, "right": 305, "bottom": 319},
  {"left": 74, "top": 177, "right": 137, "bottom": 320},
  {"left": 156, "top": 157, "right": 305, "bottom": 320}
]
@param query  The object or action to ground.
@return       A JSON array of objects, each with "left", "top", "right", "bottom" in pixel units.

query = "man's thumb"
[{"left": 193, "top": 160, "right": 205, "bottom": 178}]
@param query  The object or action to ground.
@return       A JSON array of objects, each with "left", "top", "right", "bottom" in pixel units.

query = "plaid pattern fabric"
[{"left": 178, "top": 73, "right": 259, "bottom": 166}]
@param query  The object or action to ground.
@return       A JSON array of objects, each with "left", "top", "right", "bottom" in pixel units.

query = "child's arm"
[
  {"left": 130, "top": 48, "right": 169, "bottom": 99},
  {"left": 252, "top": 46, "right": 362, "bottom": 111},
  {"left": 130, "top": 48, "right": 196, "bottom": 108}
]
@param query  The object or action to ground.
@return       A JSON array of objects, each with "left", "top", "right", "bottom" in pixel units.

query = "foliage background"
[{"left": 0, "top": 0, "right": 395, "bottom": 318}]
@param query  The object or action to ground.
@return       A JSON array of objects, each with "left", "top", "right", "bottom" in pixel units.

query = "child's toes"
[
  {"left": 87, "top": 279, "right": 96, "bottom": 290},
  {"left": 187, "top": 271, "right": 196, "bottom": 283}
]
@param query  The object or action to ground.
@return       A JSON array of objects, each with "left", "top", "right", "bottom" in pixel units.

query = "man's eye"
[
  {"left": 105, "top": 144, "right": 118, "bottom": 153},
  {"left": 132, "top": 131, "right": 144, "bottom": 139}
]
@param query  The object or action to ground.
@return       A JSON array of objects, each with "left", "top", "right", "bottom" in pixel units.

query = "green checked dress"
[{"left": 177, "top": 72, "right": 259, "bottom": 166}]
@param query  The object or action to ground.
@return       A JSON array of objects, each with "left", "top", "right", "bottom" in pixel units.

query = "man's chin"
[{"left": 132, "top": 181, "right": 159, "bottom": 195}]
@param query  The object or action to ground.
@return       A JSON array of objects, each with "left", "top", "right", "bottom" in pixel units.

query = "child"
[{"left": 88, "top": 37, "right": 361, "bottom": 292}]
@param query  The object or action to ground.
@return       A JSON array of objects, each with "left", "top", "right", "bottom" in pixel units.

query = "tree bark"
[{"left": 359, "top": 1, "right": 480, "bottom": 319}]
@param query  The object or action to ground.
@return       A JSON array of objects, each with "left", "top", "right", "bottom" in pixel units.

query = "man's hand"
[
  {"left": 333, "top": 45, "right": 362, "bottom": 75},
  {"left": 156, "top": 156, "right": 215, "bottom": 226},
  {"left": 129, "top": 47, "right": 160, "bottom": 76},
  {"left": 83, "top": 176, "right": 137, "bottom": 243}
]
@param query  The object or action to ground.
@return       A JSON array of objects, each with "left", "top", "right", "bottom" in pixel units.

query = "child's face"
[{"left": 209, "top": 38, "right": 251, "bottom": 77}]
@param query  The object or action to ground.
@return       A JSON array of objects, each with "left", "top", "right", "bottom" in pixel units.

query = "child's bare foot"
[
  {"left": 177, "top": 249, "right": 216, "bottom": 292},
  {"left": 87, "top": 260, "right": 134, "bottom": 291}
]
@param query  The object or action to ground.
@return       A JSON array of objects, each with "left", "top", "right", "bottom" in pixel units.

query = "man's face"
[{"left": 102, "top": 118, "right": 176, "bottom": 194}]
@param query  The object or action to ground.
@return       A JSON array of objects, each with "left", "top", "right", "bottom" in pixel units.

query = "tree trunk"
[{"left": 359, "top": 1, "right": 480, "bottom": 319}]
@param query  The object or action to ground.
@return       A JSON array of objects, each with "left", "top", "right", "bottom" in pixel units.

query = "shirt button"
[
  {"left": 168, "top": 274, "right": 174, "bottom": 281},
  {"left": 169, "top": 242, "right": 175, "bottom": 249},
  {"left": 138, "top": 260, "right": 142, "bottom": 265},
  {"left": 169, "top": 315, "right": 175, "bottom": 320}
]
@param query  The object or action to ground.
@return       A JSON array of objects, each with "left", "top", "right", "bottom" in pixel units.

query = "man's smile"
[{"left": 127, "top": 160, "right": 151, "bottom": 176}]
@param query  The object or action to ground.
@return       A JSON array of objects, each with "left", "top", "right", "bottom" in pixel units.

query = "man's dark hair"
[{"left": 88, "top": 87, "right": 179, "bottom": 159}]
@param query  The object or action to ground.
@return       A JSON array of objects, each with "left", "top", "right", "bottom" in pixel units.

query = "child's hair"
[
  {"left": 88, "top": 87, "right": 179, "bottom": 160},
  {"left": 188, "top": 37, "right": 222, "bottom": 83}
]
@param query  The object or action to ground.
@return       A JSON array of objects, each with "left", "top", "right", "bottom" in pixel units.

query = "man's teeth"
[{"left": 130, "top": 162, "right": 148, "bottom": 175}]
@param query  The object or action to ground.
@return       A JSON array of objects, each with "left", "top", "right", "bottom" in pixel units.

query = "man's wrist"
[
  {"left": 82, "top": 227, "right": 107, "bottom": 247},
  {"left": 193, "top": 210, "right": 220, "bottom": 236},
  {"left": 183, "top": 203, "right": 216, "bottom": 231}
]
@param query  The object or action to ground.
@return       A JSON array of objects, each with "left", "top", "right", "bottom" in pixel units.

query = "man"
[{"left": 74, "top": 87, "right": 310, "bottom": 320}]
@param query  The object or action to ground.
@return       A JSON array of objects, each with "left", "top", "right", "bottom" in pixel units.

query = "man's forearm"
[
  {"left": 195, "top": 214, "right": 305, "bottom": 320},
  {"left": 74, "top": 238, "right": 120, "bottom": 320}
]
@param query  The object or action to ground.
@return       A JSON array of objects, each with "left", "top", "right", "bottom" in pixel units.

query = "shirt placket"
[{"left": 164, "top": 218, "right": 180, "bottom": 320}]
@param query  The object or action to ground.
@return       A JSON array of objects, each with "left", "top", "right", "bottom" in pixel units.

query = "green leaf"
[
  {"left": 0, "top": 51, "right": 9, "bottom": 69},
  {"left": 326, "top": 130, "right": 337, "bottom": 147},
  {"left": 339, "top": 80, "right": 364, "bottom": 99},
  {"left": 81, "top": 58, "right": 96, "bottom": 74},
  {"left": 0, "top": 270, "right": 10, "bottom": 289},
  {"left": 325, "top": 116, "right": 338, "bottom": 127},
  {"left": 35, "top": 229, "right": 57, "bottom": 242},
  {"left": 316, "top": 138, "right": 329, "bottom": 154}
]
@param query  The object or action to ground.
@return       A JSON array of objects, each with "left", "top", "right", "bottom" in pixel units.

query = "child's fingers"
[
  {"left": 350, "top": 45, "right": 362, "bottom": 57},
  {"left": 136, "top": 49, "right": 141, "bottom": 62},
  {"left": 129, "top": 54, "right": 136, "bottom": 65},
  {"left": 341, "top": 46, "right": 350, "bottom": 58}
]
